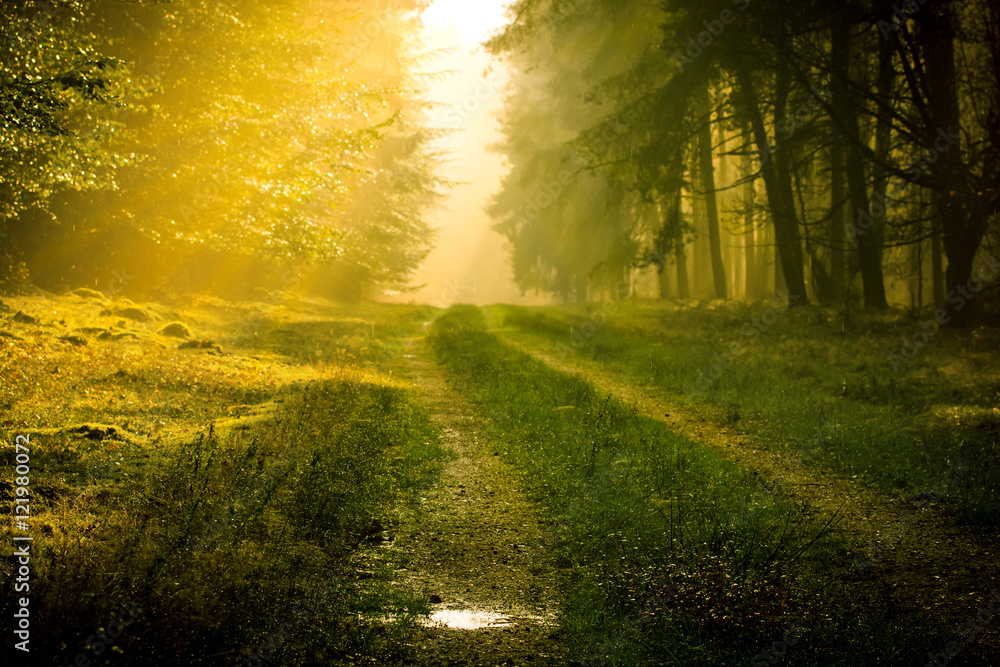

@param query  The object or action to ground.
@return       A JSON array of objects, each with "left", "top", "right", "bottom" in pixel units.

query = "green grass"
[
  {"left": 1, "top": 294, "right": 449, "bottom": 666},
  {"left": 428, "top": 305, "right": 941, "bottom": 666},
  {"left": 491, "top": 300, "right": 1000, "bottom": 531}
]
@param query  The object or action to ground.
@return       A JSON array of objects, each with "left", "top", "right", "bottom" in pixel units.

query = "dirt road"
[{"left": 390, "top": 340, "right": 567, "bottom": 666}]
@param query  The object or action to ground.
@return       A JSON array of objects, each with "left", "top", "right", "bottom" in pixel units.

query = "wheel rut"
[
  {"left": 389, "top": 338, "right": 566, "bottom": 666},
  {"left": 494, "top": 329, "right": 1000, "bottom": 663}
]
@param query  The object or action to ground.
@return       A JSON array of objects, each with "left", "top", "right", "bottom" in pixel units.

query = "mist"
[
  {"left": 385, "top": 13, "right": 549, "bottom": 307},
  {"left": 3, "top": 1, "right": 1000, "bottom": 666}
]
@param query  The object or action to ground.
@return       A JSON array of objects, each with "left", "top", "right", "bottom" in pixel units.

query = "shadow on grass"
[{"left": 4, "top": 375, "right": 448, "bottom": 666}]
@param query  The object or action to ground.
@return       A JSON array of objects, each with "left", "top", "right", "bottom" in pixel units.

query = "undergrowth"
[
  {"left": 494, "top": 301, "right": 1000, "bottom": 532},
  {"left": 1, "top": 294, "right": 447, "bottom": 666}
]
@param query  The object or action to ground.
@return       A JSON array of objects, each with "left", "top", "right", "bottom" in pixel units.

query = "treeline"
[
  {"left": 0, "top": 0, "right": 443, "bottom": 300},
  {"left": 487, "top": 0, "right": 1000, "bottom": 324}
]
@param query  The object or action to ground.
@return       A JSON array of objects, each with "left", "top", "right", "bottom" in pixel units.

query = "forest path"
[
  {"left": 493, "top": 327, "right": 1000, "bottom": 663},
  {"left": 389, "top": 336, "right": 566, "bottom": 666}
]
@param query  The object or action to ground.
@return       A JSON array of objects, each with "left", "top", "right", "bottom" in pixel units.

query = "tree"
[
  {"left": 1, "top": 0, "right": 444, "bottom": 297},
  {"left": 0, "top": 0, "right": 126, "bottom": 283},
  {"left": 486, "top": 0, "right": 999, "bottom": 319}
]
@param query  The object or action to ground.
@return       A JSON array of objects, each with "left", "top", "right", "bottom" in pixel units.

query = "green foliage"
[
  {"left": 487, "top": 0, "right": 1000, "bottom": 312},
  {"left": 1, "top": 0, "right": 444, "bottom": 294},
  {"left": 0, "top": 2, "right": 129, "bottom": 225},
  {"left": 485, "top": 1, "right": 659, "bottom": 301}
]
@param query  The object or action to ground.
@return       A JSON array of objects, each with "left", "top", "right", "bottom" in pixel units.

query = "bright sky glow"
[
  {"left": 387, "top": 0, "right": 545, "bottom": 307},
  {"left": 421, "top": 0, "right": 509, "bottom": 47}
]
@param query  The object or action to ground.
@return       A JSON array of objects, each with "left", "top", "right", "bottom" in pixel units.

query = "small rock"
[
  {"left": 158, "top": 322, "right": 192, "bottom": 338},
  {"left": 178, "top": 339, "right": 221, "bottom": 352},
  {"left": 69, "top": 424, "right": 123, "bottom": 441},
  {"left": 429, "top": 594, "right": 443, "bottom": 604},
  {"left": 119, "top": 307, "right": 151, "bottom": 322},
  {"left": 13, "top": 311, "right": 37, "bottom": 325},
  {"left": 58, "top": 334, "right": 88, "bottom": 347},
  {"left": 73, "top": 288, "right": 107, "bottom": 300}
]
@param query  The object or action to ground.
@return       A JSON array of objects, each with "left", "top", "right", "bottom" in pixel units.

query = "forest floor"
[
  {"left": 4, "top": 287, "right": 1000, "bottom": 665},
  {"left": 496, "top": 332, "right": 1000, "bottom": 664},
  {"left": 390, "top": 339, "right": 566, "bottom": 666}
]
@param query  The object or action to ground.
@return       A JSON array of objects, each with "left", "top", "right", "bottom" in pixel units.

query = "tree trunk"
[
  {"left": 774, "top": 242, "right": 786, "bottom": 294},
  {"left": 931, "top": 205, "right": 945, "bottom": 308},
  {"left": 742, "top": 146, "right": 759, "bottom": 301},
  {"left": 867, "top": 30, "right": 895, "bottom": 308},
  {"left": 911, "top": 223, "right": 923, "bottom": 310},
  {"left": 690, "top": 177, "right": 713, "bottom": 298},
  {"left": 759, "top": 211, "right": 775, "bottom": 297},
  {"left": 658, "top": 262, "right": 672, "bottom": 299},
  {"left": 674, "top": 180, "right": 691, "bottom": 300},
  {"left": 828, "top": 141, "right": 848, "bottom": 302},
  {"left": 919, "top": 3, "right": 987, "bottom": 325},
  {"left": 675, "top": 233, "right": 690, "bottom": 298},
  {"left": 699, "top": 93, "right": 728, "bottom": 300},
  {"left": 734, "top": 62, "right": 808, "bottom": 305},
  {"left": 832, "top": 20, "right": 889, "bottom": 309},
  {"left": 744, "top": 226, "right": 757, "bottom": 301}
]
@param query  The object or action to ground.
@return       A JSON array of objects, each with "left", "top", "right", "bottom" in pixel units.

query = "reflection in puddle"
[{"left": 424, "top": 610, "right": 513, "bottom": 629}]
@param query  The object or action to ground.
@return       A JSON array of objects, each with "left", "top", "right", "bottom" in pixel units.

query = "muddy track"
[
  {"left": 494, "top": 329, "right": 1000, "bottom": 663},
  {"left": 389, "top": 338, "right": 566, "bottom": 666}
]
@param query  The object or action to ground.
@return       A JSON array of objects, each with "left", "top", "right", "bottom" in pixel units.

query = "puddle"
[{"left": 423, "top": 610, "right": 514, "bottom": 629}]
